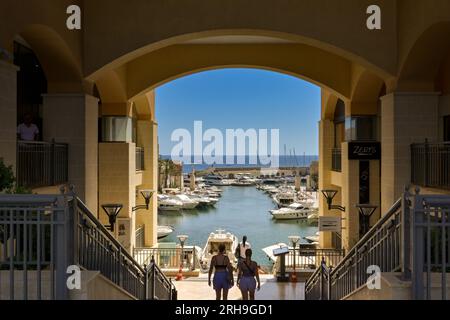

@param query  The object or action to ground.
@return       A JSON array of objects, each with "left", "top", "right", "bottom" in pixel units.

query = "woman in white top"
[{"left": 235, "top": 235, "right": 251, "bottom": 263}]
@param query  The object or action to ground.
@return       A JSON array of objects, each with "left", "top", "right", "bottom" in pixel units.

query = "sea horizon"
[{"left": 159, "top": 155, "right": 319, "bottom": 173}]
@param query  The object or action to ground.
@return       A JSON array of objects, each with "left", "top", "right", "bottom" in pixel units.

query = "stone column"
[
  {"left": 0, "top": 61, "right": 19, "bottom": 169},
  {"left": 380, "top": 92, "right": 439, "bottom": 213},
  {"left": 98, "top": 142, "right": 136, "bottom": 252},
  {"left": 294, "top": 175, "right": 301, "bottom": 191},
  {"left": 42, "top": 94, "right": 99, "bottom": 212},
  {"left": 190, "top": 170, "right": 196, "bottom": 191},
  {"left": 341, "top": 142, "right": 360, "bottom": 250},
  {"left": 135, "top": 120, "right": 158, "bottom": 247}
]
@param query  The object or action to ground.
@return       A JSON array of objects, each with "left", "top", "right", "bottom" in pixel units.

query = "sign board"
[
  {"left": 117, "top": 218, "right": 131, "bottom": 250},
  {"left": 319, "top": 216, "right": 342, "bottom": 232},
  {"left": 348, "top": 142, "right": 381, "bottom": 160},
  {"left": 273, "top": 246, "right": 289, "bottom": 256}
]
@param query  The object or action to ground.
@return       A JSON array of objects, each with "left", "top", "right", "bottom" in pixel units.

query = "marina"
[{"left": 158, "top": 176, "right": 319, "bottom": 268}]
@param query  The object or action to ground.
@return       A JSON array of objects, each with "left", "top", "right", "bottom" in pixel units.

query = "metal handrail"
[
  {"left": 331, "top": 198, "right": 402, "bottom": 273},
  {"left": 306, "top": 197, "right": 402, "bottom": 300},
  {"left": 73, "top": 197, "right": 144, "bottom": 274}
]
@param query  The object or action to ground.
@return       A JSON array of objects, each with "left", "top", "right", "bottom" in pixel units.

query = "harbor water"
[{"left": 158, "top": 185, "right": 318, "bottom": 267}]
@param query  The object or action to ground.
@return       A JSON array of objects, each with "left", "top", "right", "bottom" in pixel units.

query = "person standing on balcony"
[
  {"left": 208, "top": 244, "right": 234, "bottom": 300},
  {"left": 17, "top": 114, "right": 39, "bottom": 141}
]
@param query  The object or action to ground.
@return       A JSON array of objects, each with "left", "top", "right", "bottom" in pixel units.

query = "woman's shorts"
[
  {"left": 239, "top": 276, "right": 257, "bottom": 291},
  {"left": 213, "top": 271, "right": 231, "bottom": 290}
]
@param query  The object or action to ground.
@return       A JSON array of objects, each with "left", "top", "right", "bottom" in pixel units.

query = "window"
[
  {"left": 345, "top": 116, "right": 377, "bottom": 142},
  {"left": 444, "top": 115, "right": 450, "bottom": 142},
  {"left": 101, "top": 116, "right": 136, "bottom": 143}
]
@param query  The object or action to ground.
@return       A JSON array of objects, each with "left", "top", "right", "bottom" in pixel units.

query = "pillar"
[
  {"left": 318, "top": 119, "right": 335, "bottom": 248},
  {"left": 380, "top": 92, "right": 439, "bottom": 213},
  {"left": 294, "top": 175, "right": 301, "bottom": 191},
  {"left": 0, "top": 60, "right": 18, "bottom": 170},
  {"left": 135, "top": 120, "right": 158, "bottom": 247},
  {"left": 98, "top": 142, "right": 136, "bottom": 252},
  {"left": 42, "top": 94, "right": 99, "bottom": 212},
  {"left": 190, "top": 170, "right": 196, "bottom": 191}
]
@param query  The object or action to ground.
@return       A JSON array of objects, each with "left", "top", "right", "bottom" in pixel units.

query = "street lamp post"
[
  {"left": 101, "top": 204, "right": 123, "bottom": 232},
  {"left": 101, "top": 190, "right": 154, "bottom": 233},
  {"left": 176, "top": 235, "right": 189, "bottom": 281},
  {"left": 288, "top": 235, "right": 301, "bottom": 283},
  {"left": 132, "top": 189, "right": 155, "bottom": 212},
  {"left": 321, "top": 189, "right": 346, "bottom": 212},
  {"left": 356, "top": 204, "right": 378, "bottom": 238}
]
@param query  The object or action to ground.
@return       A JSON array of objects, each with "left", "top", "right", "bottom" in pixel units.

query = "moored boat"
[
  {"left": 157, "top": 225, "right": 174, "bottom": 239},
  {"left": 199, "top": 229, "right": 238, "bottom": 272},
  {"left": 270, "top": 203, "right": 318, "bottom": 220}
]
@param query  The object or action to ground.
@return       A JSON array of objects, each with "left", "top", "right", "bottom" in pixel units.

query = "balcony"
[
  {"left": 332, "top": 148, "right": 342, "bottom": 172},
  {"left": 136, "top": 147, "right": 145, "bottom": 171},
  {"left": 17, "top": 141, "right": 68, "bottom": 189},
  {"left": 411, "top": 142, "right": 450, "bottom": 189}
]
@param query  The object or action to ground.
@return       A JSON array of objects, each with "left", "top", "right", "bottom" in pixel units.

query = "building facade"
[{"left": 1, "top": 0, "right": 450, "bottom": 256}]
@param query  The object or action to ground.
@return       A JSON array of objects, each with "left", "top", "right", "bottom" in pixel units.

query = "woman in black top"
[
  {"left": 237, "top": 249, "right": 261, "bottom": 300},
  {"left": 208, "top": 244, "right": 234, "bottom": 300}
]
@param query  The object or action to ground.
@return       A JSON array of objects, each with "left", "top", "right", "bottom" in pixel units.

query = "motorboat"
[
  {"left": 186, "top": 194, "right": 211, "bottom": 207},
  {"left": 304, "top": 232, "right": 320, "bottom": 244},
  {"left": 157, "top": 225, "right": 174, "bottom": 239},
  {"left": 199, "top": 229, "right": 238, "bottom": 272},
  {"left": 270, "top": 203, "right": 318, "bottom": 220},
  {"left": 204, "top": 175, "right": 231, "bottom": 186},
  {"left": 273, "top": 190, "right": 296, "bottom": 208},
  {"left": 231, "top": 178, "right": 256, "bottom": 186},
  {"left": 172, "top": 194, "right": 199, "bottom": 210},
  {"left": 157, "top": 195, "right": 183, "bottom": 212}
]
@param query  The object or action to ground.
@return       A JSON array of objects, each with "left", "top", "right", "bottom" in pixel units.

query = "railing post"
[
  {"left": 401, "top": 188, "right": 412, "bottom": 280},
  {"left": 143, "top": 264, "right": 148, "bottom": 300},
  {"left": 50, "top": 139, "right": 55, "bottom": 186},
  {"left": 55, "top": 195, "right": 70, "bottom": 300},
  {"left": 328, "top": 266, "right": 333, "bottom": 300},
  {"left": 150, "top": 255, "right": 156, "bottom": 300},
  {"left": 412, "top": 193, "right": 425, "bottom": 300},
  {"left": 424, "top": 139, "right": 429, "bottom": 187},
  {"left": 117, "top": 247, "right": 123, "bottom": 287}
]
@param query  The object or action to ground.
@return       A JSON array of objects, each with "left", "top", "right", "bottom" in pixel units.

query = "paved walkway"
[{"left": 173, "top": 274, "right": 305, "bottom": 300}]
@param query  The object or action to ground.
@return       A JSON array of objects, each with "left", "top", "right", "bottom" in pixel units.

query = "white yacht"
[
  {"left": 172, "top": 194, "right": 199, "bottom": 210},
  {"left": 270, "top": 203, "right": 318, "bottom": 220},
  {"left": 231, "top": 177, "right": 256, "bottom": 186},
  {"left": 199, "top": 229, "right": 238, "bottom": 272},
  {"left": 204, "top": 175, "right": 231, "bottom": 186},
  {"left": 273, "top": 190, "right": 296, "bottom": 208},
  {"left": 304, "top": 232, "right": 320, "bottom": 244},
  {"left": 157, "top": 225, "right": 174, "bottom": 239},
  {"left": 157, "top": 195, "right": 183, "bottom": 212}
]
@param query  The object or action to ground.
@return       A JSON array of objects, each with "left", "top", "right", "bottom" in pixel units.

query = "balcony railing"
[
  {"left": 332, "top": 148, "right": 342, "bottom": 172},
  {"left": 136, "top": 147, "right": 144, "bottom": 171},
  {"left": 134, "top": 247, "right": 201, "bottom": 272},
  {"left": 135, "top": 225, "right": 145, "bottom": 248},
  {"left": 411, "top": 141, "right": 450, "bottom": 189},
  {"left": 17, "top": 141, "right": 68, "bottom": 189},
  {"left": 0, "top": 192, "right": 176, "bottom": 300}
]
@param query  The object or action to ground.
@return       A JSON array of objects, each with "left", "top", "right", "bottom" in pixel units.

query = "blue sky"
[{"left": 155, "top": 68, "right": 321, "bottom": 156}]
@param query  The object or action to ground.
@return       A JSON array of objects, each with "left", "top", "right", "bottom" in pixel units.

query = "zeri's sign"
[{"left": 348, "top": 142, "right": 381, "bottom": 160}]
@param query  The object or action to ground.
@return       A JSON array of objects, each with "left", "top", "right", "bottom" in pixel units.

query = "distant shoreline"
[{"left": 159, "top": 155, "right": 319, "bottom": 174}]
